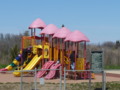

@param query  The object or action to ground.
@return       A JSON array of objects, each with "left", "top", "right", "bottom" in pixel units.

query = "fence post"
[
  {"left": 88, "top": 70, "right": 91, "bottom": 90},
  {"left": 64, "top": 67, "right": 66, "bottom": 90},
  {"left": 34, "top": 68, "right": 37, "bottom": 90},
  {"left": 20, "top": 68, "right": 23, "bottom": 90},
  {"left": 102, "top": 70, "right": 106, "bottom": 90},
  {"left": 59, "top": 66, "right": 62, "bottom": 90}
]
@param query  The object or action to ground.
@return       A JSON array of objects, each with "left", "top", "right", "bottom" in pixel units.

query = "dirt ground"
[{"left": 0, "top": 72, "right": 120, "bottom": 83}]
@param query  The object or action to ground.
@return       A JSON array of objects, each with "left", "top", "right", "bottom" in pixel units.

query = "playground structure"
[{"left": 0, "top": 18, "right": 94, "bottom": 79}]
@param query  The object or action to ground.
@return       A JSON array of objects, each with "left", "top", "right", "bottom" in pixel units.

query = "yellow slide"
[{"left": 13, "top": 55, "right": 42, "bottom": 76}]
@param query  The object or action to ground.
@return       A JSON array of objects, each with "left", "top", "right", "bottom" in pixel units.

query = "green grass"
[
  {"left": 104, "top": 65, "right": 120, "bottom": 69},
  {"left": 0, "top": 64, "right": 7, "bottom": 69},
  {"left": 0, "top": 81, "right": 120, "bottom": 90},
  {"left": 66, "top": 82, "right": 120, "bottom": 90}
]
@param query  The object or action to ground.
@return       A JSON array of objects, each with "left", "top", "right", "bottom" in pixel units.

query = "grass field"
[
  {"left": 0, "top": 64, "right": 7, "bottom": 69},
  {"left": 0, "top": 82, "right": 120, "bottom": 90},
  {"left": 1, "top": 64, "right": 120, "bottom": 70},
  {"left": 104, "top": 65, "right": 120, "bottom": 69}
]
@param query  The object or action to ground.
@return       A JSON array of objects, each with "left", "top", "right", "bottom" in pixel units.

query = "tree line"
[
  {"left": 0, "top": 31, "right": 29, "bottom": 64},
  {"left": 0, "top": 32, "right": 120, "bottom": 66},
  {"left": 87, "top": 41, "right": 120, "bottom": 66}
]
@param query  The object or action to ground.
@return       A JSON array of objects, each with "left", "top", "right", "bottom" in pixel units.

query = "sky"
[{"left": 0, "top": 0, "right": 120, "bottom": 44}]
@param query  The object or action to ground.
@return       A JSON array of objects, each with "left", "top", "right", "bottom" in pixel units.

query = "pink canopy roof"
[
  {"left": 53, "top": 27, "right": 71, "bottom": 38},
  {"left": 28, "top": 18, "right": 46, "bottom": 29},
  {"left": 40, "top": 24, "right": 59, "bottom": 35},
  {"left": 64, "top": 30, "right": 90, "bottom": 42}
]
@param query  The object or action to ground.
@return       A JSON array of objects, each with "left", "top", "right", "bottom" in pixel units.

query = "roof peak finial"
[{"left": 62, "top": 24, "right": 65, "bottom": 27}]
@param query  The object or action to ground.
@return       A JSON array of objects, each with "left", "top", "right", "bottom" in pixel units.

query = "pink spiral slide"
[
  {"left": 37, "top": 61, "right": 55, "bottom": 78},
  {"left": 0, "top": 68, "right": 8, "bottom": 72},
  {"left": 45, "top": 64, "right": 61, "bottom": 79}
]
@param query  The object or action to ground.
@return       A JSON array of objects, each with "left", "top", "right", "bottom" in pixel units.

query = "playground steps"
[
  {"left": 77, "top": 71, "right": 95, "bottom": 79},
  {"left": 66, "top": 71, "right": 78, "bottom": 79},
  {"left": 66, "top": 71, "right": 95, "bottom": 79}
]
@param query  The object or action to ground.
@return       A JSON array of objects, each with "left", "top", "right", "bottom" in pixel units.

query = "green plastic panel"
[{"left": 91, "top": 51, "right": 103, "bottom": 73}]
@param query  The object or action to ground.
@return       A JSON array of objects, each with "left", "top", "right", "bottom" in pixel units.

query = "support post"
[
  {"left": 88, "top": 71, "right": 91, "bottom": 90},
  {"left": 59, "top": 66, "right": 62, "bottom": 90},
  {"left": 20, "top": 68, "right": 23, "bottom": 90},
  {"left": 102, "top": 71, "right": 106, "bottom": 90},
  {"left": 34, "top": 68, "right": 37, "bottom": 90},
  {"left": 64, "top": 67, "right": 66, "bottom": 90}
]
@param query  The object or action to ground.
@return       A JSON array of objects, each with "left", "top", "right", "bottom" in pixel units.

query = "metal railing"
[{"left": 0, "top": 68, "right": 120, "bottom": 90}]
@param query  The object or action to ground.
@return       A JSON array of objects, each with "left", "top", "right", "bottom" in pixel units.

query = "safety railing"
[{"left": 0, "top": 68, "right": 120, "bottom": 90}]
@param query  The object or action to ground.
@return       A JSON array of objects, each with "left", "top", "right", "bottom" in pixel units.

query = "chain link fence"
[{"left": 0, "top": 68, "right": 120, "bottom": 90}]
